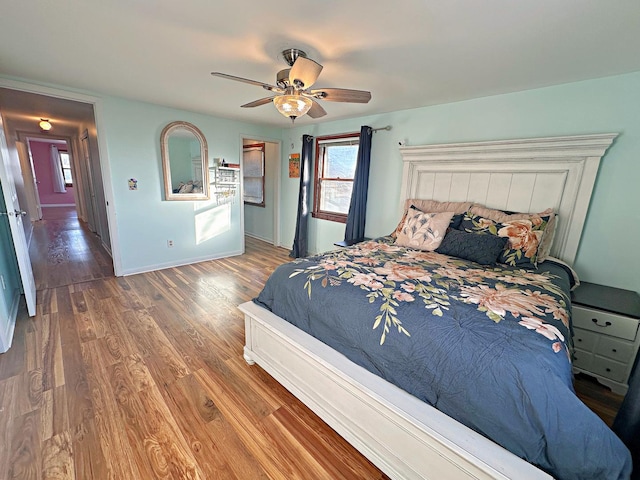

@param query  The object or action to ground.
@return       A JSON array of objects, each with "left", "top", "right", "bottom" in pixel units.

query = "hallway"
[{"left": 29, "top": 207, "right": 113, "bottom": 290}]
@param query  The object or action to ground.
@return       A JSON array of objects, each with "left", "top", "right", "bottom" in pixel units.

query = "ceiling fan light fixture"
[
  {"left": 273, "top": 94, "right": 312, "bottom": 122},
  {"left": 39, "top": 118, "right": 52, "bottom": 131}
]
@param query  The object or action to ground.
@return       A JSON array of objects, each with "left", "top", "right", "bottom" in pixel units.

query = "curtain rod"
[
  {"left": 342, "top": 125, "right": 393, "bottom": 136},
  {"left": 309, "top": 125, "right": 393, "bottom": 142}
]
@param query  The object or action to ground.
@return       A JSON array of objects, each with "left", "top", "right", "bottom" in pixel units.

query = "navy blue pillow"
[
  {"left": 449, "top": 213, "right": 465, "bottom": 230},
  {"left": 436, "top": 229, "right": 508, "bottom": 265}
]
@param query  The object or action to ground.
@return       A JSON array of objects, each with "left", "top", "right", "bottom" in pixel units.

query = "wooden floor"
[
  {"left": 0, "top": 207, "right": 623, "bottom": 479},
  {"left": 29, "top": 206, "right": 114, "bottom": 290}
]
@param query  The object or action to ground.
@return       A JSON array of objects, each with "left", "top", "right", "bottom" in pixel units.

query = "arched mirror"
[{"left": 161, "top": 121, "right": 210, "bottom": 201}]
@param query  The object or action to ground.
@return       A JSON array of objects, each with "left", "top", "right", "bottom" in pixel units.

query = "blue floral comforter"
[{"left": 254, "top": 238, "right": 631, "bottom": 480}]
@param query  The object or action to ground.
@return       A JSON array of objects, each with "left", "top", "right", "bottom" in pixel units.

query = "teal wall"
[
  {"left": 5, "top": 71, "right": 637, "bottom": 291},
  {"left": 100, "top": 96, "right": 281, "bottom": 274},
  {"left": 280, "top": 71, "right": 640, "bottom": 292}
]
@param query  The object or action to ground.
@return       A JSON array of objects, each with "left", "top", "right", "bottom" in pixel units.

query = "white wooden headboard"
[{"left": 399, "top": 133, "right": 617, "bottom": 264}]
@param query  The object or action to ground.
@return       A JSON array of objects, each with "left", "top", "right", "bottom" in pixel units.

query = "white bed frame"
[{"left": 239, "top": 133, "right": 617, "bottom": 479}]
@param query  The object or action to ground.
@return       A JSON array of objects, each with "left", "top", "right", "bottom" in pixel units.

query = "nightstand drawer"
[
  {"left": 572, "top": 349, "right": 593, "bottom": 371},
  {"left": 590, "top": 356, "right": 628, "bottom": 383},
  {"left": 594, "top": 336, "right": 635, "bottom": 363},
  {"left": 572, "top": 328, "right": 598, "bottom": 351},
  {"left": 572, "top": 305, "right": 639, "bottom": 341}
]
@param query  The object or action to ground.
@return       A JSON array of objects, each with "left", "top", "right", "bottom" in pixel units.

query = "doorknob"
[{"left": 0, "top": 210, "right": 26, "bottom": 217}]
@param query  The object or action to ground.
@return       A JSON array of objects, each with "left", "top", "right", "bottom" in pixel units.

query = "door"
[
  {"left": 0, "top": 118, "right": 36, "bottom": 317},
  {"left": 18, "top": 140, "right": 42, "bottom": 220},
  {"left": 0, "top": 182, "right": 22, "bottom": 352}
]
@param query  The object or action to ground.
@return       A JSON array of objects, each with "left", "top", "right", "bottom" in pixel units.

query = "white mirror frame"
[{"left": 160, "top": 121, "right": 210, "bottom": 201}]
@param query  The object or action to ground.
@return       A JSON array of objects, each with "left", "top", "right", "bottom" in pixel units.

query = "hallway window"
[{"left": 59, "top": 151, "right": 73, "bottom": 187}]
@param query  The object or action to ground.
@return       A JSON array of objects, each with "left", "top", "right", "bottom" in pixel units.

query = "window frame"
[
  {"left": 312, "top": 132, "right": 360, "bottom": 223},
  {"left": 58, "top": 150, "right": 73, "bottom": 187},
  {"left": 243, "top": 143, "right": 265, "bottom": 207}
]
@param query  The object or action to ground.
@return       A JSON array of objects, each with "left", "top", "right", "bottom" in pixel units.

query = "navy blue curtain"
[
  {"left": 290, "top": 135, "right": 314, "bottom": 258},
  {"left": 344, "top": 125, "right": 373, "bottom": 243},
  {"left": 613, "top": 362, "right": 640, "bottom": 479}
]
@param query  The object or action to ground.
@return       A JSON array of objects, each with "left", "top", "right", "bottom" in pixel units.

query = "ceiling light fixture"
[
  {"left": 39, "top": 119, "right": 52, "bottom": 131},
  {"left": 273, "top": 89, "right": 312, "bottom": 123}
]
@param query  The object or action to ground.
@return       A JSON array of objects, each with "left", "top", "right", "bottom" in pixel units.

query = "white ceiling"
[{"left": 1, "top": 0, "right": 640, "bottom": 127}]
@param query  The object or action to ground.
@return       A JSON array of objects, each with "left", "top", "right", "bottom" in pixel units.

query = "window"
[
  {"left": 59, "top": 151, "right": 73, "bottom": 187},
  {"left": 243, "top": 143, "right": 265, "bottom": 207},
  {"left": 312, "top": 133, "right": 359, "bottom": 223}
]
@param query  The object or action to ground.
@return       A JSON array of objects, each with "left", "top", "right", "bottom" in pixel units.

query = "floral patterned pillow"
[
  {"left": 396, "top": 209, "right": 455, "bottom": 251},
  {"left": 458, "top": 211, "right": 552, "bottom": 268},
  {"left": 391, "top": 199, "right": 473, "bottom": 238},
  {"left": 469, "top": 205, "right": 557, "bottom": 263}
]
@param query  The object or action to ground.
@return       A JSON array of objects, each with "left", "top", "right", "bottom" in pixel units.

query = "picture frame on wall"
[{"left": 289, "top": 153, "right": 300, "bottom": 178}]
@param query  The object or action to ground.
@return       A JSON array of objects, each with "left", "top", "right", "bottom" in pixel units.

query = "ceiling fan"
[{"left": 211, "top": 48, "right": 371, "bottom": 122}]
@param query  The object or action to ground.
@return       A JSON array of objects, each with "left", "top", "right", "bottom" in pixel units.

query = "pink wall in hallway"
[{"left": 30, "top": 141, "right": 75, "bottom": 205}]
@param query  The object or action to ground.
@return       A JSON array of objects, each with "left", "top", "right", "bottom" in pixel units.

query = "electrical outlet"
[{"left": 167, "top": 240, "right": 174, "bottom": 247}]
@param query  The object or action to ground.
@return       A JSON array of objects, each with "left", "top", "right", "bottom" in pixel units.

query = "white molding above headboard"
[{"left": 399, "top": 133, "right": 618, "bottom": 264}]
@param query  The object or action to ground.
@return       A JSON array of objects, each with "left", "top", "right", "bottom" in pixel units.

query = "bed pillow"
[
  {"left": 469, "top": 205, "right": 557, "bottom": 262},
  {"left": 537, "top": 214, "right": 557, "bottom": 263},
  {"left": 436, "top": 229, "right": 508, "bottom": 265},
  {"left": 395, "top": 209, "right": 455, "bottom": 251},
  {"left": 391, "top": 199, "right": 473, "bottom": 237},
  {"left": 458, "top": 211, "right": 552, "bottom": 269}
]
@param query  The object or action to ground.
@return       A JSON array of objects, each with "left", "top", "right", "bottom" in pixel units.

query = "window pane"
[
  {"left": 244, "top": 177, "right": 263, "bottom": 204},
  {"left": 325, "top": 145, "right": 358, "bottom": 178},
  {"left": 60, "top": 153, "right": 71, "bottom": 168},
  {"left": 320, "top": 180, "right": 353, "bottom": 214},
  {"left": 63, "top": 169, "right": 73, "bottom": 184}
]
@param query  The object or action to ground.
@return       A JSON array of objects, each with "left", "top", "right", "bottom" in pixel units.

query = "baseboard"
[
  {"left": 120, "top": 249, "right": 243, "bottom": 276},
  {"left": 101, "top": 241, "right": 112, "bottom": 257},
  {"left": 245, "top": 232, "right": 274, "bottom": 244},
  {"left": 41, "top": 204, "right": 75, "bottom": 207}
]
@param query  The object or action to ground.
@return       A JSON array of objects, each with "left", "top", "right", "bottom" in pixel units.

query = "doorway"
[
  {"left": 23, "top": 137, "right": 76, "bottom": 214},
  {"left": 242, "top": 137, "right": 280, "bottom": 246}
]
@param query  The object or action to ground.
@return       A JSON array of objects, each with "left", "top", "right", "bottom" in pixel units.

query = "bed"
[{"left": 239, "top": 133, "right": 630, "bottom": 479}]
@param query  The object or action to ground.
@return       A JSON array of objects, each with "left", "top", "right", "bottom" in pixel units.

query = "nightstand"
[
  {"left": 333, "top": 237, "right": 370, "bottom": 248},
  {"left": 571, "top": 281, "right": 640, "bottom": 395}
]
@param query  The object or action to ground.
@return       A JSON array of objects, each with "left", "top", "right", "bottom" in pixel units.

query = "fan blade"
[
  {"left": 211, "top": 72, "right": 279, "bottom": 92},
  {"left": 310, "top": 88, "right": 371, "bottom": 103},
  {"left": 289, "top": 57, "right": 323, "bottom": 89},
  {"left": 307, "top": 100, "right": 327, "bottom": 119},
  {"left": 241, "top": 97, "right": 275, "bottom": 108}
]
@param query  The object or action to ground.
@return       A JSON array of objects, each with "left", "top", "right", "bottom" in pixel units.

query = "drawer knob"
[
  {"left": 612, "top": 348, "right": 617, "bottom": 353},
  {"left": 592, "top": 318, "right": 612, "bottom": 327},
  {"left": 577, "top": 338, "right": 582, "bottom": 342},
  {"left": 606, "top": 368, "right": 611, "bottom": 372}
]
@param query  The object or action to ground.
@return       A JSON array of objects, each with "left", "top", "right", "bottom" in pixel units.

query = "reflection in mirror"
[{"left": 161, "top": 121, "right": 209, "bottom": 201}]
